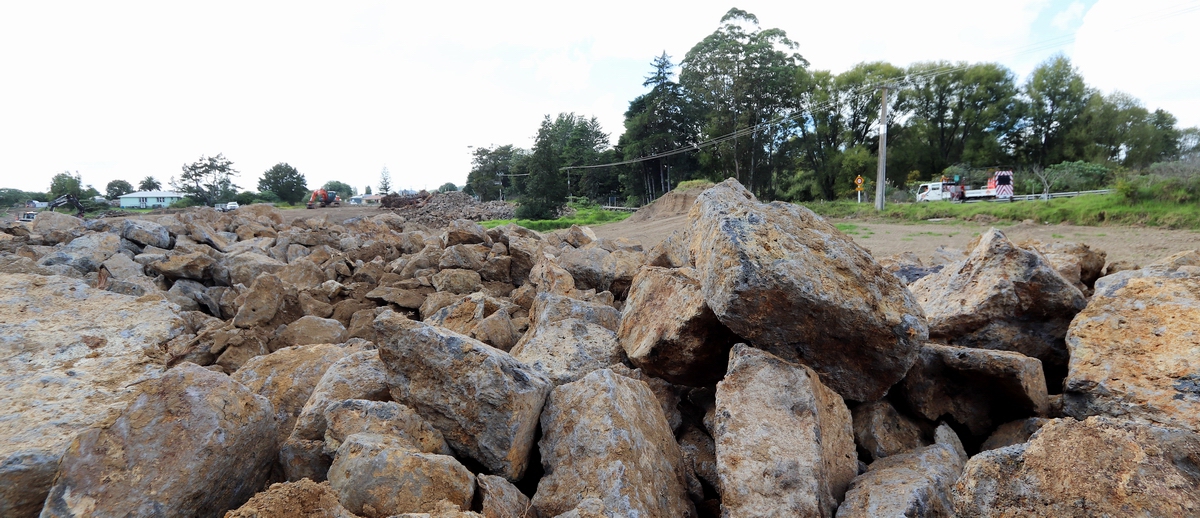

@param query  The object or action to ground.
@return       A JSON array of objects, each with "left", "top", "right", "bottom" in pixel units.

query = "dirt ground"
[{"left": 591, "top": 190, "right": 1200, "bottom": 267}]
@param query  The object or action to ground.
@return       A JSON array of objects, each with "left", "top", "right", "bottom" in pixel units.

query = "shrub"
[{"left": 170, "top": 198, "right": 202, "bottom": 209}]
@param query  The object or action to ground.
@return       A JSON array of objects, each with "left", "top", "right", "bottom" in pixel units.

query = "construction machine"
[
  {"left": 306, "top": 189, "right": 342, "bottom": 209},
  {"left": 47, "top": 194, "right": 87, "bottom": 217}
]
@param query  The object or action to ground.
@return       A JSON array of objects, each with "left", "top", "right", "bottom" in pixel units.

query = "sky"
[{"left": 2, "top": 0, "right": 1198, "bottom": 196}]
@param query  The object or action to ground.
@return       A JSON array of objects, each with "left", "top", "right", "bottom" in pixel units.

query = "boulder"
[
  {"left": 689, "top": 179, "right": 926, "bottom": 402},
  {"left": 714, "top": 345, "right": 858, "bottom": 517},
  {"left": 0, "top": 273, "right": 184, "bottom": 517},
  {"left": 619, "top": 266, "right": 739, "bottom": 385},
  {"left": 506, "top": 235, "right": 544, "bottom": 285},
  {"left": 471, "top": 307, "right": 520, "bottom": 351},
  {"left": 40, "top": 364, "right": 277, "bottom": 517},
  {"left": 322, "top": 399, "right": 452, "bottom": 456},
  {"left": 37, "top": 232, "right": 121, "bottom": 273},
  {"left": 896, "top": 344, "right": 1049, "bottom": 438},
  {"left": 609, "top": 363, "right": 683, "bottom": 432},
  {"left": 432, "top": 268, "right": 483, "bottom": 294},
  {"left": 557, "top": 246, "right": 610, "bottom": 292},
  {"left": 439, "top": 243, "right": 490, "bottom": 271},
  {"left": 953, "top": 416, "right": 1200, "bottom": 516},
  {"left": 31, "top": 211, "right": 83, "bottom": 236},
  {"left": 836, "top": 424, "right": 967, "bottom": 518},
  {"left": 510, "top": 318, "right": 624, "bottom": 385},
  {"left": 278, "top": 316, "right": 348, "bottom": 348},
  {"left": 121, "top": 218, "right": 171, "bottom": 249},
  {"left": 564, "top": 224, "right": 597, "bottom": 248},
  {"left": 328, "top": 433, "right": 476, "bottom": 518},
  {"left": 226, "top": 251, "right": 286, "bottom": 287},
  {"left": 910, "top": 228, "right": 1087, "bottom": 384},
  {"left": 1063, "top": 272, "right": 1200, "bottom": 432},
  {"left": 980, "top": 418, "right": 1049, "bottom": 452},
  {"left": 1019, "top": 239, "right": 1107, "bottom": 288},
  {"left": 646, "top": 228, "right": 692, "bottom": 269},
  {"left": 100, "top": 252, "right": 144, "bottom": 280},
  {"left": 444, "top": 219, "right": 490, "bottom": 247},
  {"left": 188, "top": 221, "right": 230, "bottom": 251},
  {"left": 166, "top": 278, "right": 205, "bottom": 311},
  {"left": 477, "top": 474, "right": 537, "bottom": 518},
  {"left": 852, "top": 399, "right": 927, "bottom": 462},
  {"left": 277, "top": 259, "right": 326, "bottom": 290},
  {"left": 148, "top": 251, "right": 216, "bottom": 280},
  {"left": 231, "top": 343, "right": 355, "bottom": 444},
  {"left": 375, "top": 313, "right": 552, "bottom": 481},
  {"left": 878, "top": 251, "right": 944, "bottom": 285},
  {"left": 365, "top": 286, "right": 427, "bottom": 310},
  {"left": 225, "top": 479, "right": 356, "bottom": 518},
  {"left": 233, "top": 273, "right": 285, "bottom": 328},
  {"left": 526, "top": 291, "right": 620, "bottom": 331},
  {"left": 533, "top": 369, "right": 692, "bottom": 518},
  {"left": 929, "top": 245, "right": 965, "bottom": 266}
]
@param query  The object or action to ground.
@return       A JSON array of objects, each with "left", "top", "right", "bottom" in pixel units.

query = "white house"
[{"left": 118, "top": 191, "right": 185, "bottom": 209}]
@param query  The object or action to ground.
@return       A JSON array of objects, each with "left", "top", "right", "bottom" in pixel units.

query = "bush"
[
  {"left": 170, "top": 198, "right": 202, "bottom": 209},
  {"left": 515, "top": 199, "right": 559, "bottom": 220}
]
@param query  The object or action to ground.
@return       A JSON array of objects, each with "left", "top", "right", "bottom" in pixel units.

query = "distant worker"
[{"left": 994, "top": 170, "right": 1013, "bottom": 200}]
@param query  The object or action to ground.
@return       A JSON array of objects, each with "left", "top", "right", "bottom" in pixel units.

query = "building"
[
  {"left": 118, "top": 191, "right": 185, "bottom": 209},
  {"left": 361, "top": 194, "right": 384, "bottom": 205}
]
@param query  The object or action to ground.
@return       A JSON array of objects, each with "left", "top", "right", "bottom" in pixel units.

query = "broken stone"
[
  {"left": 432, "top": 268, "right": 483, "bottom": 294},
  {"left": 979, "top": 418, "right": 1049, "bottom": 452},
  {"left": 278, "top": 315, "right": 348, "bottom": 348},
  {"left": 121, "top": 218, "right": 171, "bottom": 249},
  {"left": 328, "top": 433, "right": 476, "bottom": 518},
  {"left": 322, "top": 399, "right": 452, "bottom": 456},
  {"left": 231, "top": 343, "right": 355, "bottom": 444},
  {"left": 837, "top": 423, "right": 967, "bottom": 518},
  {"left": 852, "top": 399, "right": 927, "bottom": 462},
  {"left": 510, "top": 318, "right": 624, "bottom": 385}
]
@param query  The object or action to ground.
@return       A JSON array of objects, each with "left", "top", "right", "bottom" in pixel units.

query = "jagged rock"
[
  {"left": 897, "top": 344, "right": 1049, "bottom": 438},
  {"left": 910, "top": 228, "right": 1087, "bottom": 384},
  {"left": 37, "top": 232, "right": 120, "bottom": 273},
  {"left": 234, "top": 273, "right": 285, "bottom": 328},
  {"left": 279, "top": 316, "right": 348, "bottom": 347},
  {"left": 148, "top": 251, "right": 216, "bottom": 280},
  {"left": 609, "top": 363, "right": 683, "bottom": 431},
  {"left": 299, "top": 291, "right": 334, "bottom": 318},
  {"left": 100, "top": 252, "right": 144, "bottom": 280},
  {"left": 506, "top": 235, "right": 544, "bottom": 285},
  {"left": 558, "top": 246, "right": 609, "bottom": 292},
  {"left": 511, "top": 317, "right": 624, "bottom": 385},
  {"left": 366, "top": 286, "right": 427, "bottom": 310},
  {"left": 478, "top": 474, "right": 537, "bottom": 518},
  {"left": 432, "top": 268, "right": 482, "bottom": 294},
  {"left": 166, "top": 278, "right": 205, "bottom": 311},
  {"left": 564, "top": 224, "right": 597, "bottom": 248},
  {"left": 231, "top": 343, "right": 356, "bottom": 444},
  {"left": 953, "top": 416, "right": 1200, "bottom": 516},
  {"left": 1064, "top": 269, "right": 1200, "bottom": 432},
  {"left": 0, "top": 273, "right": 184, "bottom": 517},
  {"left": 444, "top": 219, "right": 491, "bottom": 247},
  {"left": 678, "top": 424, "right": 719, "bottom": 493},
  {"left": 322, "top": 399, "right": 452, "bottom": 456},
  {"left": 526, "top": 291, "right": 620, "bottom": 331},
  {"left": 602, "top": 249, "right": 643, "bottom": 299},
  {"left": 837, "top": 424, "right": 967, "bottom": 518},
  {"left": 714, "top": 345, "right": 857, "bottom": 517},
  {"left": 533, "top": 369, "right": 692, "bottom": 518},
  {"left": 980, "top": 418, "right": 1049, "bottom": 452},
  {"left": 852, "top": 399, "right": 927, "bottom": 462},
  {"left": 471, "top": 307, "right": 520, "bottom": 351},
  {"left": 1020, "top": 239, "right": 1107, "bottom": 288},
  {"left": 879, "top": 251, "right": 944, "bottom": 285},
  {"left": 328, "top": 433, "right": 476, "bottom": 518},
  {"left": 420, "top": 291, "right": 462, "bottom": 320},
  {"left": 439, "top": 243, "right": 490, "bottom": 271},
  {"left": 284, "top": 350, "right": 391, "bottom": 482},
  {"left": 375, "top": 313, "right": 552, "bottom": 481},
  {"left": 277, "top": 259, "right": 326, "bottom": 290},
  {"left": 225, "top": 251, "right": 286, "bottom": 287},
  {"left": 689, "top": 179, "right": 926, "bottom": 402},
  {"left": 225, "top": 479, "right": 356, "bottom": 518},
  {"left": 41, "top": 364, "right": 277, "bottom": 517},
  {"left": 619, "top": 266, "right": 739, "bottom": 385},
  {"left": 30, "top": 211, "right": 83, "bottom": 242},
  {"left": 121, "top": 218, "right": 171, "bottom": 249},
  {"left": 0, "top": 254, "right": 53, "bottom": 275},
  {"left": 480, "top": 255, "right": 512, "bottom": 283},
  {"left": 929, "top": 245, "right": 965, "bottom": 266},
  {"left": 646, "top": 228, "right": 692, "bottom": 268},
  {"left": 423, "top": 292, "right": 513, "bottom": 335}
]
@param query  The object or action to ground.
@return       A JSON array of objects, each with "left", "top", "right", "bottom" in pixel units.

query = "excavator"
[
  {"left": 306, "top": 189, "right": 342, "bottom": 209},
  {"left": 47, "top": 194, "right": 87, "bottom": 218}
]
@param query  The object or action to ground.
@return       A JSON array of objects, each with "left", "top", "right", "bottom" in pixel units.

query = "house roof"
[{"left": 119, "top": 191, "right": 184, "bottom": 198}]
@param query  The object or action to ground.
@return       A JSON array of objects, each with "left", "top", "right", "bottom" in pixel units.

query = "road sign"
[{"left": 854, "top": 175, "right": 864, "bottom": 185}]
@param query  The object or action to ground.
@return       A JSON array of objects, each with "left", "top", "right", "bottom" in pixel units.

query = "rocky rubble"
[{"left": 4, "top": 182, "right": 1200, "bottom": 516}]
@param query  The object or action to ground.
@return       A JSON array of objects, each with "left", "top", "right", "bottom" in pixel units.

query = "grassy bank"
[
  {"left": 804, "top": 193, "right": 1200, "bottom": 229},
  {"left": 481, "top": 203, "right": 632, "bottom": 232}
]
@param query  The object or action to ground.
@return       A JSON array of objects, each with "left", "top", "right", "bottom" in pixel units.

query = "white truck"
[{"left": 915, "top": 171, "right": 1014, "bottom": 202}]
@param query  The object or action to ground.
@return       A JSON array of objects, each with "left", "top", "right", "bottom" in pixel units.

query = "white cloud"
[{"left": 1053, "top": 1, "right": 1088, "bottom": 30}]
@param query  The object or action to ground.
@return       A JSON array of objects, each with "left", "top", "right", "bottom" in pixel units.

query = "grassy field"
[
  {"left": 806, "top": 193, "right": 1200, "bottom": 229},
  {"left": 481, "top": 203, "right": 633, "bottom": 232}
]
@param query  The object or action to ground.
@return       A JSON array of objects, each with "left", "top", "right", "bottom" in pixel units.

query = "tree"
[
  {"left": 172, "top": 154, "right": 239, "bottom": 206},
  {"left": 49, "top": 171, "right": 83, "bottom": 199},
  {"left": 1017, "top": 55, "right": 1092, "bottom": 166},
  {"left": 258, "top": 162, "right": 309, "bottom": 204},
  {"left": 519, "top": 116, "right": 571, "bottom": 219},
  {"left": 466, "top": 145, "right": 525, "bottom": 201},
  {"left": 105, "top": 180, "right": 134, "bottom": 199},
  {"left": 138, "top": 176, "right": 161, "bottom": 191},
  {"left": 379, "top": 167, "right": 392, "bottom": 194},
  {"left": 322, "top": 181, "right": 356, "bottom": 197},
  {"left": 438, "top": 182, "right": 457, "bottom": 193},
  {"left": 617, "top": 52, "right": 700, "bottom": 204},
  {"left": 364, "top": 186, "right": 372, "bottom": 195}
]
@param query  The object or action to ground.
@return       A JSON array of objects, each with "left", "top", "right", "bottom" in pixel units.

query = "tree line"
[{"left": 465, "top": 8, "right": 1199, "bottom": 218}]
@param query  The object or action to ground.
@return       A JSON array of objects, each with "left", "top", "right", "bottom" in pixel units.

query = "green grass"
[
  {"left": 804, "top": 193, "right": 1200, "bottom": 230},
  {"left": 675, "top": 180, "right": 716, "bottom": 191},
  {"left": 481, "top": 204, "right": 633, "bottom": 232}
]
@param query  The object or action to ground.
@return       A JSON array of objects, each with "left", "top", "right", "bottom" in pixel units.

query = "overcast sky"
[{"left": 2, "top": 0, "right": 1197, "bottom": 196}]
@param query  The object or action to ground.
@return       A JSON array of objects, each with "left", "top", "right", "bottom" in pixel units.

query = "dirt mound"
[
  {"left": 626, "top": 188, "right": 703, "bottom": 224},
  {"left": 385, "top": 191, "right": 515, "bottom": 229}
]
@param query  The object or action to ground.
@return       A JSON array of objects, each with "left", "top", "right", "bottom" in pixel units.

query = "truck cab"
[{"left": 18, "top": 211, "right": 37, "bottom": 223}]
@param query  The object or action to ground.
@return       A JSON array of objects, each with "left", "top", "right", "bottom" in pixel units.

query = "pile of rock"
[
  {"left": 386, "top": 191, "right": 515, "bottom": 229},
  {"left": 3, "top": 179, "right": 1199, "bottom": 517}
]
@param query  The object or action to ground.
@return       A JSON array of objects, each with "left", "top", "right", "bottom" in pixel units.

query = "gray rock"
[
  {"left": 980, "top": 418, "right": 1049, "bottom": 452},
  {"left": 121, "top": 218, "right": 171, "bottom": 248},
  {"left": 37, "top": 233, "right": 121, "bottom": 273},
  {"left": 432, "top": 268, "right": 483, "bottom": 294},
  {"left": 837, "top": 423, "right": 967, "bottom": 518},
  {"left": 328, "top": 433, "right": 476, "bottom": 518},
  {"left": 478, "top": 474, "right": 537, "bottom": 518},
  {"left": 322, "top": 399, "right": 452, "bottom": 456},
  {"left": 231, "top": 343, "right": 355, "bottom": 445},
  {"left": 510, "top": 318, "right": 624, "bottom": 385},
  {"left": 852, "top": 399, "right": 927, "bottom": 462}
]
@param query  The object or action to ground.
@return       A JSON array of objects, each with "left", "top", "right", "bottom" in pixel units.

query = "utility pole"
[{"left": 876, "top": 86, "right": 889, "bottom": 211}]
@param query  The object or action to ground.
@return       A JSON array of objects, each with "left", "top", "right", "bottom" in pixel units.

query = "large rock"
[
  {"left": 121, "top": 218, "right": 171, "bottom": 249},
  {"left": 41, "top": 364, "right": 277, "bottom": 517},
  {"left": 148, "top": 251, "right": 216, "bottom": 280},
  {"left": 231, "top": 343, "right": 355, "bottom": 444},
  {"left": 278, "top": 316, "right": 348, "bottom": 348},
  {"left": 533, "top": 369, "right": 692, "bottom": 518},
  {"left": 1064, "top": 271, "right": 1200, "bottom": 432},
  {"left": 444, "top": 219, "right": 490, "bottom": 247},
  {"left": 375, "top": 313, "right": 552, "bottom": 481},
  {"left": 953, "top": 416, "right": 1200, "bottom": 516},
  {"left": 836, "top": 424, "right": 967, "bottom": 518},
  {"left": 0, "top": 273, "right": 184, "bottom": 517},
  {"left": 852, "top": 399, "right": 926, "bottom": 462},
  {"left": 432, "top": 268, "right": 483, "bottom": 294},
  {"left": 322, "top": 399, "right": 452, "bottom": 456},
  {"left": 1020, "top": 239, "right": 1107, "bottom": 288},
  {"left": 233, "top": 273, "right": 285, "bottom": 328},
  {"left": 31, "top": 211, "right": 83, "bottom": 236},
  {"left": 37, "top": 232, "right": 121, "bottom": 273},
  {"left": 477, "top": 474, "right": 536, "bottom": 518},
  {"left": 225, "top": 251, "right": 286, "bottom": 287},
  {"left": 714, "top": 344, "right": 858, "bottom": 517},
  {"left": 510, "top": 318, "right": 624, "bottom": 385},
  {"left": 910, "top": 228, "right": 1087, "bottom": 383},
  {"left": 896, "top": 343, "right": 1049, "bottom": 438},
  {"left": 619, "top": 266, "right": 739, "bottom": 385},
  {"left": 689, "top": 179, "right": 926, "bottom": 401},
  {"left": 328, "top": 433, "right": 476, "bottom": 518},
  {"left": 526, "top": 290, "right": 620, "bottom": 331}
]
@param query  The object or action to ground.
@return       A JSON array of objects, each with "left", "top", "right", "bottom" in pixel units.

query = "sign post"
[{"left": 855, "top": 175, "right": 865, "bottom": 203}]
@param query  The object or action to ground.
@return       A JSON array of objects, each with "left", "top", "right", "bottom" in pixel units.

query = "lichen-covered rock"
[
  {"left": 121, "top": 218, "right": 171, "bottom": 249},
  {"left": 328, "top": 433, "right": 476, "bottom": 518},
  {"left": 714, "top": 344, "right": 858, "bottom": 517},
  {"left": 278, "top": 316, "right": 348, "bottom": 348},
  {"left": 1064, "top": 271, "right": 1200, "bottom": 432},
  {"left": 231, "top": 343, "right": 356, "bottom": 444},
  {"left": 41, "top": 364, "right": 277, "bottom": 517},
  {"left": 619, "top": 266, "right": 739, "bottom": 385},
  {"left": 511, "top": 318, "right": 623, "bottom": 385},
  {"left": 689, "top": 179, "right": 926, "bottom": 402},
  {"left": 148, "top": 251, "right": 216, "bottom": 280},
  {"left": 852, "top": 399, "right": 927, "bottom": 462},
  {"left": 432, "top": 268, "right": 483, "bottom": 294},
  {"left": 37, "top": 232, "right": 120, "bottom": 273},
  {"left": 0, "top": 273, "right": 184, "bottom": 517},
  {"left": 953, "top": 417, "right": 1200, "bottom": 516},
  {"left": 896, "top": 344, "right": 1049, "bottom": 438},
  {"left": 225, "top": 478, "right": 356, "bottom": 518},
  {"left": 910, "top": 228, "right": 1086, "bottom": 383},
  {"left": 608, "top": 363, "right": 683, "bottom": 432},
  {"left": 837, "top": 424, "right": 967, "bottom": 518},
  {"left": 234, "top": 273, "right": 285, "bottom": 328},
  {"left": 477, "top": 474, "right": 537, "bottom": 518},
  {"left": 444, "top": 219, "right": 490, "bottom": 247},
  {"left": 526, "top": 291, "right": 620, "bottom": 331},
  {"left": 533, "top": 369, "right": 692, "bottom": 518},
  {"left": 375, "top": 313, "right": 551, "bottom": 481},
  {"left": 322, "top": 399, "right": 452, "bottom": 456}
]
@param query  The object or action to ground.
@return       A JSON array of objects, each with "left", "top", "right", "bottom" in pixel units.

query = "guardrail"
[
  {"left": 959, "top": 189, "right": 1113, "bottom": 203},
  {"left": 601, "top": 206, "right": 640, "bottom": 212}
]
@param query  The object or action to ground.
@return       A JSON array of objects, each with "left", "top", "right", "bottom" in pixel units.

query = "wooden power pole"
[{"left": 875, "top": 86, "right": 889, "bottom": 211}]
